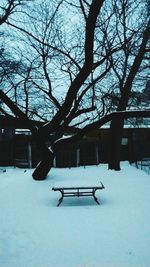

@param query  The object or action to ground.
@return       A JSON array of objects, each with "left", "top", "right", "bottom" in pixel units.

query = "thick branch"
[
  {"left": 53, "top": 110, "right": 150, "bottom": 151},
  {"left": 118, "top": 20, "right": 150, "bottom": 110},
  {"left": 37, "top": 0, "right": 105, "bottom": 137},
  {"left": 84, "top": 0, "right": 105, "bottom": 65}
]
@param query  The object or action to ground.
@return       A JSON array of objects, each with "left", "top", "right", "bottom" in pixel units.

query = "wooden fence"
[{"left": 0, "top": 128, "right": 150, "bottom": 168}]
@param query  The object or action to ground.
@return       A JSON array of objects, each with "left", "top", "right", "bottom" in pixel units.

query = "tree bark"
[
  {"left": 32, "top": 133, "right": 55, "bottom": 180},
  {"left": 32, "top": 150, "right": 54, "bottom": 180}
]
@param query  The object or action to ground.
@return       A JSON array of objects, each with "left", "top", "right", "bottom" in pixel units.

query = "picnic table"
[{"left": 52, "top": 182, "right": 105, "bottom": 206}]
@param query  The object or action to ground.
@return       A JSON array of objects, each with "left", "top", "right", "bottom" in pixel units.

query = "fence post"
[
  {"left": 28, "top": 142, "right": 32, "bottom": 168},
  {"left": 53, "top": 157, "right": 56, "bottom": 168},
  {"left": 95, "top": 144, "right": 99, "bottom": 165},
  {"left": 76, "top": 148, "right": 80, "bottom": 167}
]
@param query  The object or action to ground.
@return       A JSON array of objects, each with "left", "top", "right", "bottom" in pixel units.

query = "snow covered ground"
[{"left": 0, "top": 162, "right": 150, "bottom": 267}]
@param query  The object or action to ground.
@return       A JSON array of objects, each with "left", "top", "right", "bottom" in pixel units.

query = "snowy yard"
[{"left": 0, "top": 162, "right": 150, "bottom": 267}]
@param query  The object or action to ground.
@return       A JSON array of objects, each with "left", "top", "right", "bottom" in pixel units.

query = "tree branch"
[{"left": 53, "top": 110, "right": 150, "bottom": 151}]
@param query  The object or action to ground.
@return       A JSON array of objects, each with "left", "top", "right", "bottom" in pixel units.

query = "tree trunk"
[
  {"left": 32, "top": 151, "right": 54, "bottom": 180},
  {"left": 108, "top": 118, "right": 124, "bottom": 170},
  {"left": 32, "top": 133, "right": 55, "bottom": 180}
]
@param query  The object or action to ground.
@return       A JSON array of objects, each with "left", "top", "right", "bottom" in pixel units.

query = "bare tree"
[
  {"left": 107, "top": 0, "right": 150, "bottom": 170},
  {"left": 92, "top": 0, "right": 150, "bottom": 170},
  {"left": 4, "top": 0, "right": 109, "bottom": 179},
  {"left": 0, "top": 0, "right": 32, "bottom": 116},
  {"left": 0, "top": 0, "right": 149, "bottom": 179}
]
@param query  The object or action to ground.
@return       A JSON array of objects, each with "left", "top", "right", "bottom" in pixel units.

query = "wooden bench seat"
[{"left": 52, "top": 182, "right": 105, "bottom": 206}]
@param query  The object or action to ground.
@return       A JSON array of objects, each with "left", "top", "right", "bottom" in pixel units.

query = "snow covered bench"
[{"left": 52, "top": 182, "right": 105, "bottom": 206}]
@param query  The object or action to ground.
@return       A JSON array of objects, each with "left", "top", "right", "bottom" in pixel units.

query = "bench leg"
[
  {"left": 57, "top": 197, "right": 63, "bottom": 206},
  {"left": 57, "top": 190, "right": 64, "bottom": 206},
  {"left": 93, "top": 196, "right": 100, "bottom": 205},
  {"left": 93, "top": 190, "right": 100, "bottom": 205}
]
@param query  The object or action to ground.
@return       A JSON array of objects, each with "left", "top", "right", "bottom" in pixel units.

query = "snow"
[{"left": 0, "top": 162, "right": 150, "bottom": 267}]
